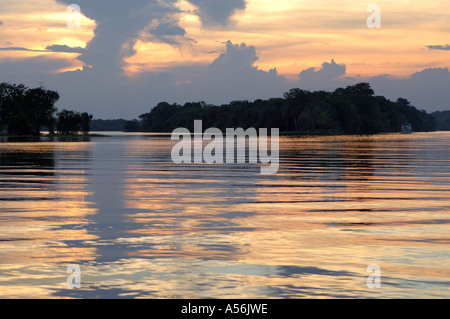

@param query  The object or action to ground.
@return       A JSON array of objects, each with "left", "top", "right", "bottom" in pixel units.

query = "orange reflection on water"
[
  {"left": 116, "top": 133, "right": 450, "bottom": 298},
  {"left": 1, "top": 133, "right": 450, "bottom": 298},
  {"left": 0, "top": 141, "right": 99, "bottom": 264}
]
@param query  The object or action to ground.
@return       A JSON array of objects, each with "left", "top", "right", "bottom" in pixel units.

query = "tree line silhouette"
[
  {"left": 1, "top": 82, "right": 437, "bottom": 135},
  {"left": 138, "top": 83, "right": 435, "bottom": 134},
  {"left": 0, "top": 82, "right": 93, "bottom": 136}
]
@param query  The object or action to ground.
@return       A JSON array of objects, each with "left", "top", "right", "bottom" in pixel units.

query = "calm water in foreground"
[{"left": 0, "top": 131, "right": 449, "bottom": 298}]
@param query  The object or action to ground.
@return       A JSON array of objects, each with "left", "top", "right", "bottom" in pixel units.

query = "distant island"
[
  {"left": 1, "top": 81, "right": 445, "bottom": 137},
  {"left": 130, "top": 83, "right": 436, "bottom": 135}
]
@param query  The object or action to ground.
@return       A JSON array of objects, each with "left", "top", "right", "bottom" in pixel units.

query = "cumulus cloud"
[
  {"left": 369, "top": 67, "right": 450, "bottom": 111},
  {"left": 185, "top": 40, "right": 287, "bottom": 103},
  {"left": 299, "top": 59, "right": 346, "bottom": 81},
  {"left": 293, "top": 60, "right": 450, "bottom": 112},
  {"left": 297, "top": 59, "right": 352, "bottom": 91},
  {"left": 0, "top": 39, "right": 289, "bottom": 118},
  {"left": 210, "top": 41, "right": 258, "bottom": 72}
]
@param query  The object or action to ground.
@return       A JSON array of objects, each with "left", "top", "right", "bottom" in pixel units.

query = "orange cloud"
[
  {"left": 0, "top": 0, "right": 95, "bottom": 72},
  {"left": 2, "top": 0, "right": 450, "bottom": 80}
]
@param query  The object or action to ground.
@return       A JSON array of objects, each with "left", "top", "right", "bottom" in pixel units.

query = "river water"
[{"left": 0, "top": 131, "right": 449, "bottom": 298}]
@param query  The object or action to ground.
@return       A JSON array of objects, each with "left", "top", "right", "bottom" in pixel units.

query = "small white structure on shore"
[{"left": 401, "top": 123, "right": 412, "bottom": 134}]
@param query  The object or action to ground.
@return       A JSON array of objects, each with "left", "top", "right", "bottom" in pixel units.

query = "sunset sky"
[{"left": 1, "top": 0, "right": 449, "bottom": 118}]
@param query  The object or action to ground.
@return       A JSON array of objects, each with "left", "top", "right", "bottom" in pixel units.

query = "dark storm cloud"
[{"left": 187, "top": 0, "right": 246, "bottom": 26}]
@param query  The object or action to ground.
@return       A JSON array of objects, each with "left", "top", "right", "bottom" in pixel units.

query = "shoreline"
[{"left": 0, "top": 129, "right": 442, "bottom": 140}]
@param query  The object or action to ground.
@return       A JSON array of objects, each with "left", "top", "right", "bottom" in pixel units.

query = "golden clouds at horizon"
[
  {"left": 123, "top": 0, "right": 450, "bottom": 79},
  {"left": 1, "top": 0, "right": 449, "bottom": 78},
  {"left": 0, "top": 0, "right": 95, "bottom": 73}
]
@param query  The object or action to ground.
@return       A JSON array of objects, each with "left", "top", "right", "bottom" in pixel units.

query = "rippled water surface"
[{"left": 0, "top": 132, "right": 449, "bottom": 298}]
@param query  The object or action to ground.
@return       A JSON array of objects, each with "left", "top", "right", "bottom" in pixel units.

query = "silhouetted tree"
[
  {"left": 23, "top": 87, "right": 59, "bottom": 136},
  {"left": 339, "top": 82, "right": 375, "bottom": 96},
  {"left": 0, "top": 82, "right": 27, "bottom": 133},
  {"left": 0, "top": 82, "right": 59, "bottom": 136},
  {"left": 54, "top": 110, "right": 93, "bottom": 135},
  {"left": 57, "top": 109, "right": 81, "bottom": 135},
  {"left": 7, "top": 114, "right": 32, "bottom": 136}
]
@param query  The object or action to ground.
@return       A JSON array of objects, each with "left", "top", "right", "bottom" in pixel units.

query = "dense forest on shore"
[
  {"left": 137, "top": 83, "right": 436, "bottom": 134},
  {"left": 0, "top": 82, "right": 93, "bottom": 136}
]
